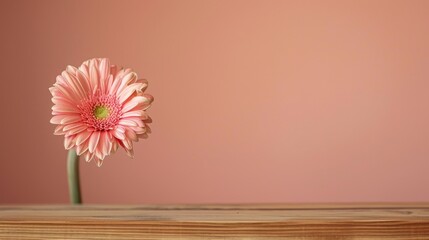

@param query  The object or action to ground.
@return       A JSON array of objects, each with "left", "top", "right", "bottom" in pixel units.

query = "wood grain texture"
[{"left": 1, "top": 204, "right": 429, "bottom": 239}]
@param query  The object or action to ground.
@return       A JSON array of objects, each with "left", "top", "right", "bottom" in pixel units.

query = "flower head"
[{"left": 50, "top": 58, "right": 153, "bottom": 166}]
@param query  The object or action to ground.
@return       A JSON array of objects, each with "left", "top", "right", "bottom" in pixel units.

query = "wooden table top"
[{"left": 1, "top": 203, "right": 429, "bottom": 239}]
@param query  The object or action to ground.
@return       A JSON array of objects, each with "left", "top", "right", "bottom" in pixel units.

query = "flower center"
[
  {"left": 78, "top": 93, "right": 122, "bottom": 131},
  {"left": 93, "top": 106, "right": 110, "bottom": 119}
]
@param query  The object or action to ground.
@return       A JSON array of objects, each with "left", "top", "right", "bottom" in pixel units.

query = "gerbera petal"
[
  {"left": 118, "top": 119, "right": 139, "bottom": 127},
  {"left": 122, "top": 138, "right": 133, "bottom": 150},
  {"left": 111, "top": 140, "right": 119, "bottom": 153},
  {"left": 84, "top": 152, "right": 94, "bottom": 162},
  {"left": 125, "top": 128, "right": 138, "bottom": 142},
  {"left": 66, "top": 68, "right": 89, "bottom": 98},
  {"left": 116, "top": 72, "right": 137, "bottom": 96},
  {"left": 143, "top": 116, "right": 153, "bottom": 124},
  {"left": 76, "top": 131, "right": 92, "bottom": 145},
  {"left": 52, "top": 105, "right": 78, "bottom": 114},
  {"left": 50, "top": 115, "right": 65, "bottom": 124},
  {"left": 53, "top": 83, "right": 79, "bottom": 103},
  {"left": 121, "top": 96, "right": 147, "bottom": 113},
  {"left": 51, "top": 96, "right": 75, "bottom": 106},
  {"left": 66, "top": 65, "right": 78, "bottom": 75},
  {"left": 145, "top": 125, "right": 152, "bottom": 134},
  {"left": 62, "top": 71, "right": 84, "bottom": 99},
  {"left": 138, "top": 133, "right": 149, "bottom": 139},
  {"left": 127, "top": 94, "right": 154, "bottom": 112},
  {"left": 76, "top": 142, "right": 89, "bottom": 155},
  {"left": 88, "top": 131, "right": 101, "bottom": 153},
  {"left": 121, "top": 110, "right": 144, "bottom": 118},
  {"left": 98, "top": 131, "right": 111, "bottom": 157},
  {"left": 125, "top": 148, "right": 134, "bottom": 158},
  {"left": 118, "top": 83, "right": 144, "bottom": 103},
  {"left": 108, "top": 70, "right": 123, "bottom": 95},
  {"left": 106, "top": 75, "right": 113, "bottom": 92},
  {"left": 54, "top": 125, "right": 65, "bottom": 135},
  {"left": 60, "top": 115, "right": 81, "bottom": 125},
  {"left": 63, "top": 123, "right": 84, "bottom": 131},
  {"left": 78, "top": 63, "right": 90, "bottom": 80},
  {"left": 75, "top": 69, "right": 91, "bottom": 94},
  {"left": 64, "top": 135, "right": 76, "bottom": 150},
  {"left": 89, "top": 60, "right": 99, "bottom": 93},
  {"left": 135, "top": 79, "right": 148, "bottom": 92},
  {"left": 96, "top": 158, "right": 103, "bottom": 167},
  {"left": 124, "top": 117, "right": 144, "bottom": 127},
  {"left": 110, "top": 65, "right": 118, "bottom": 77},
  {"left": 113, "top": 127, "right": 125, "bottom": 140},
  {"left": 130, "top": 126, "right": 146, "bottom": 135},
  {"left": 67, "top": 125, "right": 87, "bottom": 135},
  {"left": 99, "top": 58, "right": 110, "bottom": 93},
  {"left": 95, "top": 149, "right": 104, "bottom": 161}
]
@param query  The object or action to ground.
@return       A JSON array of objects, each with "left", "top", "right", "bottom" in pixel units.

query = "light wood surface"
[{"left": 1, "top": 204, "right": 429, "bottom": 239}]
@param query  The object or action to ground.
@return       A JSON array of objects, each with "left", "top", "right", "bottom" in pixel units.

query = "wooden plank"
[{"left": 0, "top": 204, "right": 429, "bottom": 239}]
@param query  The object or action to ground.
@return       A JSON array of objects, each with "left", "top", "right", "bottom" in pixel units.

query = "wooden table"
[{"left": 1, "top": 204, "right": 429, "bottom": 239}]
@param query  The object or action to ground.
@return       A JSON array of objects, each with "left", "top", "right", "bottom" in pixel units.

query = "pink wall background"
[{"left": 1, "top": 0, "right": 429, "bottom": 204}]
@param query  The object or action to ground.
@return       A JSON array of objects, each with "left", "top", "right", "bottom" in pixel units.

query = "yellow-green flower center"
[{"left": 93, "top": 106, "right": 110, "bottom": 119}]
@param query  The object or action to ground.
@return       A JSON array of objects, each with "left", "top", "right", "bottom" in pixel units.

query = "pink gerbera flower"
[{"left": 49, "top": 58, "right": 153, "bottom": 167}]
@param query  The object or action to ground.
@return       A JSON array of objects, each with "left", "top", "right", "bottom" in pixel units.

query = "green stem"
[{"left": 67, "top": 149, "right": 82, "bottom": 204}]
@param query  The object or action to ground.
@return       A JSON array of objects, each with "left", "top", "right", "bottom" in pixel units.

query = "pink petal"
[
  {"left": 121, "top": 96, "right": 146, "bottom": 113},
  {"left": 84, "top": 152, "right": 94, "bottom": 162},
  {"left": 113, "top": 128, "right": 125, "bottom": 140},
  {"left": 78, "top": 63, "right": 90, "bottom": 80},
  {"left": 115, "top": 72, "right": 137, "bottom": 96},
  {"left": 95, "top": 149, "right": 104, "bottom": 160},
  {"left": 53, "top": 82, "right": 79, "bottom": 103},
  {"left": 126, "top": 94, "right": 154, "bottom": 112},
  {"left": 118, "top": 83, "right": 144, "bottom": 103},
  {"left": 138, "top": 133, "right": 149, "bottom": 139},
  {"left": 54, "top": 125, "right": 65, "bottom": 135},
  {"left": 98, "top": 131, "right": 111, "bottom": 157},
  {"left": 66, "top": 65, "right": 78, "bottom": 75},
  {"left": 143, "top": 116, "right": 153, "bottom": 124},
  {"left": 64, "top": 135, "right": 76, "bottom": 150},
  {"left": 122, "top": 138, "right": 133, "bottom": 150},
  {"left": 76, "top": 131, "right": 91, "bottom": 145},
  {"left": 63, "top": 123, "right": 84, "bottom": 131},
  {"left": 76, "top": 68, "right": 91, "bottom": 94},
  {"left": 145, "top": 125, "right": 152, "bottom": 134},
  {"left": 51, "top": 96, "right": 74, "bottom": 106},
  {"left": 66, "top": 68, "right": 89, "bottom": 98},
  {"left": 135, "top": 79, "right": 148, "bottom": 92},
  {"left": 89, "top": 60, "right": 99, "bottom": 93},
  {"left": 67, "top": 125, "right": 87, "bottom": 135},
  {"left": 51, "top": 105, "right": 78, "bottom": 114},
  {"left": 50, "top": 115, "right": 65, "bottom": 124},
  {"left": 60, "top": 115, "right": 81, "bottom": 125},
  {"left": 96, "top": 158, "right": 103, "bottom": 167},
  {"left": 125, "top": 128, "right": 138, "bottom": 142},
  {"left": 111, "top": 140, "right": 119, "bottom": 153},
  {"left": 110, "top": 65, "right": 118, "bottom": 77},
  {"left": 108, "top": 70, "right": 123, "bottom": 95},
  {"left": 88, "top": 131, "right": 100, "bottom": 153},
  {"left": 76, "top": 142, "right": 89, "bottom": 155},
  {"left": 99, "top": 58, "right": 110, "bottom": 93},
  {"left": 106, "top": 75, "right": 113, "bottom": 92},
  {"left": 121, "top": 110, "right": 144, "bottom": 118},
  {"left": 118, "top": 119, "right": 138, "bottom": 127},
  {"left": 121, "top": 117, "right": 144, "bottom": 127},
  {"left": 61, "top": 71, "right": 84, "bottom": 99},
  {"left": 130, "top": 126, "right": 146, "bottom": 134},
  {"left": 125, "top": 148, "right": 134, "bottom": 158}
]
